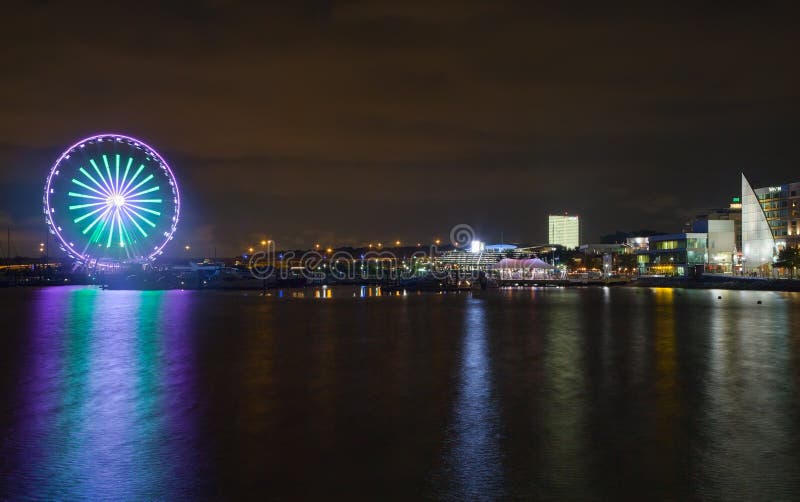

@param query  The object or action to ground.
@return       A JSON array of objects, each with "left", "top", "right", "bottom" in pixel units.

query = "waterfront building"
[
  {"left": 687, "top": 196, "right": 742, "bottom": 254},
  {"left": 484, "top": 244, "right": 517, "bottom": 253},
  {"left": 437, "top": 244, "right": 509, "bottom": 270},
  {"left": 437, "top": 243, "right": 553, "bottom": 271},
  {"left": 489, "top": 257, "right": 557, "bottom": 281},
  {"left": 548, "top": 214, "right": 580, "bottom": 249},
  {"left": 470, "top": 240, "right": 486, "bottom": 253},
  {"left": 626, "top": 236, "right": 650, "bottom": 251},
  {"left": 578, "top": 243, "right": 633, "bottom": 278},
  {"left": 578, "top": 243, "right": 630, "bottom": 255},
  {"left": 741, "top": 174, "right": 800, "bottom": 273},
  {"left": 636, "top": 220, "right": 736, "bottom": 276},
  {"left": 699, "top": 220, "right": 737, "bottom": 273}
]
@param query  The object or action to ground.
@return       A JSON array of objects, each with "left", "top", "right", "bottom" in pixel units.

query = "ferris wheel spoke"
[
  {"left": 115, "top": 210, "right": 126, "bottom": 248},
  {"left": 69, "top": 201, "right": 106, "bottom": 210},
  {"left": 102, "top": 155, "right": 115, "bottom": 194},
  {"left": 87, "top": 207, "right": 113, "bottom": 243},
  {"left": 105, "top": 210, "right": 117, "bottom": 248},
  {"left": 82, "top": 206, "right": 112, "bottom": 235},
  {"left": 125, "top": 203, "right": 161, "bottom": 216},
  {"left": 120, "top": 164, "right": 145, "bottom": 196},
  {"left": 73, "top": 204, "right": 109, "bottom": 224},
  {"left": 122, "top": 174, "right": 155, "bottom": 198},
  {"left": 114, "top": 154, "right": 121, "bottom": 194},
  {"left": 89, "top": 159, "right": 115, "bottom": 195},
  {"left": 76, "top": 169, "right": 109, "bottom": 196},
  {"left": 126, "top": 198, "right": 162, "bottom": 204},
  {"left": 68, "top": 191, "right": 105, "bottom": 200},
  {"left": 124, "top": 205, "right": 157, "bottom": 228},
  {"left": 118, "top": 213, "right": 134, "bottom": 246},
  {"left": 93, "top": 215, "right": 111, "bottom": 246},
  {"left": 121, "top": 207, "right": 148, "bottom": 237},
  {"left": 77, "top": 236, "right": 94, "bottom": 257},
  {"left": 127, "top": 200, "right": 162, "bottom": 209},
  {"left": 126, "top": 185, "right": 160, "bottom": 199},
  {"left": 119, "top": 157, "right": 133, "bottom": 193}
]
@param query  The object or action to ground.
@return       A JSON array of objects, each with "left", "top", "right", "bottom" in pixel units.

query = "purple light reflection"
[
  {"left": 4, "top": 287, "right": 201, "bottom": 499},
  {"left": 5, "top": 287, "right": 75, "bottom": 496}
]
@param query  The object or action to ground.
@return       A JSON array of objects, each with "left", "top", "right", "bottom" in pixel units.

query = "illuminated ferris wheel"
[{"left": 44, "top": 134, "right": 180, "bottom": 265}]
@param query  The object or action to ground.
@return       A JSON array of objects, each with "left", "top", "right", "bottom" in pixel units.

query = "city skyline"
[
  {"left": 1, "top": 3, "right": 798, "bottom": 256},
  {"left": 3, "top": 154, "right": 796, "bottom": 260},
  {"left": 3, "top": 4, "right": 800, "bottom": 500}
]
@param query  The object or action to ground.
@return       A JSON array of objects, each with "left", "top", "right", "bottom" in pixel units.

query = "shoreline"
[
  {"left": 630, "top": 276, "right": 800, "bottom": 292},
  {"left": 4, "top": 278, "right": 800, "bottom": 293}
]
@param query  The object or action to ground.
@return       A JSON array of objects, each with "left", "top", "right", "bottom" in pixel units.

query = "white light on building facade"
[
  {"left": 741, "top": 173, "right": 776, "bottom": 272},
  {"left": 548, "top": 214, "right": 580, "bottom": 249}
]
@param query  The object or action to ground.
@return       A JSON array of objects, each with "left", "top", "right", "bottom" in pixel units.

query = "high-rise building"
[
  {"left": 741, "top": 174, "right": 800, "bottom": 273},
  {"left": 548, "top": 214, "right": 580, "bottom": 249}
]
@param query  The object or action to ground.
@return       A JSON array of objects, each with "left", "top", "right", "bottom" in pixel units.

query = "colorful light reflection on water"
[
  {"left": 4, "top": 287, "right": 199, "bottom": 499},
  {"left": 1, "top": 286, "right": 799, "bottom": 499}
]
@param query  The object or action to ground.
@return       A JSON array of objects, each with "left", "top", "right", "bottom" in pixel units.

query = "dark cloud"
[{"left": 1, "top": 1, "right": 798, "bottom": 256}]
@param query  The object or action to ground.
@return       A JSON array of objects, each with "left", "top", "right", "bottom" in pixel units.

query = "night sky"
[{"left": 1, "top": 2, "right": 798, "bottom": 257}]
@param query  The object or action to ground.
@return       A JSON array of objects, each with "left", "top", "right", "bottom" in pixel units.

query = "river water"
[{"left": 1, "top": 286, "right": 799, "bottom": 499}]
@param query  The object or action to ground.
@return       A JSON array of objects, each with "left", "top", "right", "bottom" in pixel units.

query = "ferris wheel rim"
[{"left": 44, "top": 133, "right": 181, "bottom": 264}]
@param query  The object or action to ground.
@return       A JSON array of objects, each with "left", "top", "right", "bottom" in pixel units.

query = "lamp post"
[
  {"left": 39, "top": 242, "right": 45, "bottom": 278},
  {"left": 259, "top": 240, "right": 268, "bottom": 295}
]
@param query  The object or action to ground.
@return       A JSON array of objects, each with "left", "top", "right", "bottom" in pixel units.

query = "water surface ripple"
[{"left": 1, "top": 286, "right": 798, "bottom": 499}]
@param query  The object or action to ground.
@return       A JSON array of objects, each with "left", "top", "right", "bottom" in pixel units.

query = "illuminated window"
[{"left": 654, "top": 240, "right": 680, "bottom": 250}]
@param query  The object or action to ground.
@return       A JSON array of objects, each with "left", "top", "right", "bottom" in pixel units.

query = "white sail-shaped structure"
[{"left": 741, "top": 173, "right": 775, "bottom": 272}]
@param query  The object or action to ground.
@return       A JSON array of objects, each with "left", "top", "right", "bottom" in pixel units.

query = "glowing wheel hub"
[{"left": 108, "top": 194, "right": 126, "bottom": 208}]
